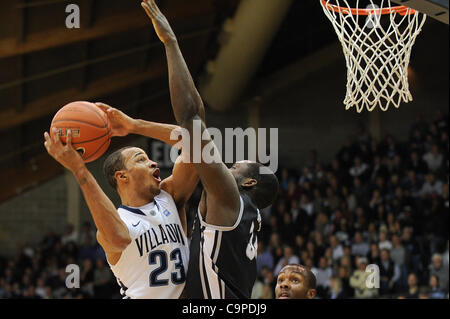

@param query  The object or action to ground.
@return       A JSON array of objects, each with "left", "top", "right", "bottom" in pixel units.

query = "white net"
[{"left": 320, "top": 0, "right": 427, "bottom": 112}]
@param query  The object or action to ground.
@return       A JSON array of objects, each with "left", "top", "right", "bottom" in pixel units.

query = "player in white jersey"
[
  {"left": 44, "top": 109, "right": 198, "bottom": 298},
  {"left": 44, "top": 103, "right": 198, "bottom": 298},
  {"left": 111, "top": 186, "right": 189, "bottom": 299}
]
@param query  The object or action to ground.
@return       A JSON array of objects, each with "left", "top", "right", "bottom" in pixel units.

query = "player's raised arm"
[
  {"left": 140, "top": 0, "right": 205, "bottom": 125},
  {"left": 96, "top": 102, "right": 199, "bottom": 231},
  {"left": 141, "top": 0, "right": 240, "bottom": 226},
  {"left": 96, "top": 102, "right": 182, "bottom": 146},
  {"left": 44, "top": 129, "right": 131, "bottom": 254}
]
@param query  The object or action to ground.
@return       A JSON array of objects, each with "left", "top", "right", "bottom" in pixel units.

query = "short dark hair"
[
  {"left": 306, "top": 269, "right": 317, "bottom": 290},
  {"left": 239, "top": 162, "right": 279, "bottom": 209},
  {"left": 103, "top": 147, "right": 133, "bottom": 190},
  {"left": 285, "top": 264, "right": 317, "bottom": 290}
]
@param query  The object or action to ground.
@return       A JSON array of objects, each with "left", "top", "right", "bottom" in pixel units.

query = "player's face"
[
  {"left": 275, "top": 265, "right": 315, "bottom": 299},
  {"left": 121, "top": 147, "right": 161, "bottom": 196}
]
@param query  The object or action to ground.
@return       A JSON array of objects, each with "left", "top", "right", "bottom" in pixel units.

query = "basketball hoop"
[{"left": 320, "top": 0, "right": 427, "bottom": 112}]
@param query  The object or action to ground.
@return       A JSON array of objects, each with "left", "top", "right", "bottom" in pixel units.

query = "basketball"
[{"left": 50, "top": 101, "right": 111, "bottom": 163}]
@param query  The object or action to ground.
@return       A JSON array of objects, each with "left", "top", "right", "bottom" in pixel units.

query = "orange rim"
[{"left": 321, "top": 0, "right": 416, "bottom": 16}]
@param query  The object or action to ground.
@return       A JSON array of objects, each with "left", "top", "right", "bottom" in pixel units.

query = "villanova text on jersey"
[
  {"left": 108, "top": 190, "right": 189, "bottom": 299},
  {"left": 134, "top": 223, "right": 185, "bottom": 257}
]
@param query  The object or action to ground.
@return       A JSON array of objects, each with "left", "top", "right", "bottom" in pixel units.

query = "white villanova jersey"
[{"left": 108, "top": 190, "right": 189, "bottom": 299}]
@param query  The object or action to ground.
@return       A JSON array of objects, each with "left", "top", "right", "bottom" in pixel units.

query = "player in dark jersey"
[
  {"left": 187, "top": 161, "right": 278, "bottom": 298},
  {"left": 141, "top": 0, "right": 279, "bottom": 299},
  {"left": 275, "top": 264, "right": 317, "bottom": 299}
]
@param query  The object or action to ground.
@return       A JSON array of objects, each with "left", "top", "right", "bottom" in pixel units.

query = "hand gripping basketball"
[
  {"left": 95, "top": 102, "right": 135, "bottom": 137},
  {"left": 44, "top": 128, "right": 85, "bottom": 173},
  {"left": 50, "top": 101, "right": 111, "bottom": 163}
]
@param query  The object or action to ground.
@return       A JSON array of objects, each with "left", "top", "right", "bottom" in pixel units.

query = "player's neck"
[{"left": 119, "top": 191, "right": 155, "bottom": 208}]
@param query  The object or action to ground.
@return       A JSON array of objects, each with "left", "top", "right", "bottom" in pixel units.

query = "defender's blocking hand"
[{"left": 141, "top": 0, "right": 177, "bottom": 44}]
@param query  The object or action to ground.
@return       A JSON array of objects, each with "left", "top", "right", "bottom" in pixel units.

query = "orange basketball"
[{"left": 50, "top": 101, "right": 111, "bottom": 163}]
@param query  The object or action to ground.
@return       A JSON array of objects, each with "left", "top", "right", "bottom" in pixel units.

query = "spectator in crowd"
[
  {"left": 261, "top": 283, "right": 274, "bottom": 299},
  {"left": 330, "top": 235, "right": 344, "bottom": 263},
  {"left": 349, "top": 257, "right": 378, "bottom": 299},
  {"left": 402, "top": 273, "right": 420, "bottom": 299},
  {"left": 299, "top": 194, "right": 314, "bottom": 218},
  {"left": 279, "top": 168, "right": 290, "bottom": 192},
  {"left": 349, "top": 157, "right": 370, "bottom": 182},
  {"left": 78, "top": 222, "right": 96, "bottom": 247},
  {"left": 61, "top": 224, "right": 79, "bottom": 245},
  {"left": 378, "top": 228, "right": 393, "bottom": 251},
  {"left": 274, "top": 245, "right": 300, "bottom": 275},
  {"left": 407, "top": 151, "right": 428, "bottom": 176},
  {"left": 256, "top": 242, "right": 274, "bottom": 277},
  {"left": 420, "top": 173, "right": 443, "bottom": 197},
  {"left": 428, "top": 275, "right": 446, "bottom": 299},
  {"left": 34, "top": 277, "right": 48, "bottom": 299},
  {"left": 324, "top": 187, "right": 341, "bottom": 212},
  {"left": 352, "top": 177, "right": 367, "bottom": 206},
  {"left": 367, "top": 243, "right": 381, "bottom": 265},
  {"left": 251, "top": 276, "right": 264, "bottom": 299},
  {"left": 422, "top": 144, "right": 444, "bottom": 173},
  {"left": 366, "top": 222, "right": 378, "bottom": 243},
  {"left": 93, "top": 258, "right": 113, "bottom": 299},
  {"left": 379, "top": 249, "right": 401, "bottom": 295},
  {"left": 429, "top": 254, "right": 449, "bottom": 291},
  {"left": 370, "top": 155, "right": 389, "bottom": 182},
  {"left": 444, "top": 241, "right": 449, "bottom": 270},
  {"left": 390, "top": 234, "right": 407, "bottom": 278},
  {"left": 279, "top": 212, "right": 296, "bottom": 246},
  {"left": 261, "top": 266, "right": 276, "bottom": 297},
  {"left": 328, "top": 277, "right": 342, "bottom": 299},
  {"left": 80, "top": 259, "right": 94, "bottom": 297},
  {"left": 336, "top": 266, "right": 353, "bottom": 298},
  {"left": 311, "top": 257, "right": 333, "bottom": 298}
]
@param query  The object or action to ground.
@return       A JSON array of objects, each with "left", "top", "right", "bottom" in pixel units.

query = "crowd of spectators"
[
  {"left": 0, "top": 111, "right": 448, "bottom": 299},
  {"left": 252, "top": 111, "right": 449, "bottom": 299},
  {"left": 0, "top": 222, "right": 118, "bottom": 299}
]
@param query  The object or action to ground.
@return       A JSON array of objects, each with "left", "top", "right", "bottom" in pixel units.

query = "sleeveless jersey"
[
  {"left": 185, "top": 193, "right": 261, "bottom": 299},
  {"left": 108, "top": 189, "right": 189, "bottom": 299}
]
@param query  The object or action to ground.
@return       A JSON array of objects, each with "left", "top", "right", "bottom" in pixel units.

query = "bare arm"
[
  {"left": 142, "top": 0, "right": 240, "bottom": 226},
  {"left": 44, "top": 130, "right": 131, "bottom": 254},
  {"left": 96, "top": 102, "right": 182, "bottom": 147},
  {"left": 95, "top": 102, "right": 199, "bottom": 211},
  {"left": 140, "top": 1, "right": 205, "bottom": 125}
]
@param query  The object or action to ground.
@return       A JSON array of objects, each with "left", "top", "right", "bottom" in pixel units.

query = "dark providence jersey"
[{"left": 185, "top": 193, "right": 261, "bottom": 299}]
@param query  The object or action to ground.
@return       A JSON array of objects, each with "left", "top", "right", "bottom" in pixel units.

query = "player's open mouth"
[
  {"left": 152, "top": 168, "right": 161, "bottom": 183},
  {"left": 279, "top": 291, "right": 290, "bottom": 299}
]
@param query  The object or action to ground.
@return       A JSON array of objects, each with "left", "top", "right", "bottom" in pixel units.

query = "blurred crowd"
[
  {"left": 0, "top": 112, "right": 448, "bottom": 299},
  {"left": 252, "top": 111, "right": 449, "bottom": 299},
  {"left": 0, "top": 222, "right": 118, "bottom": 299}
]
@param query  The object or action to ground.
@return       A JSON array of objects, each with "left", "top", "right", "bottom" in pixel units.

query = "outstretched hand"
[
  {"left": 95, "top": 103, "right": 136, "bottom": 137},
  {"left": 141, "top": 0, "right": 177, "bottom": 44},
  {"left": 44, "top": 128, "right": 85, "bottom": 172}
]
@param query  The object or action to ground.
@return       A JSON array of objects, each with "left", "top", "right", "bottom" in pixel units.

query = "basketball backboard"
[{"left": 392, "top": 0, "right": 449, "bottom": 24}]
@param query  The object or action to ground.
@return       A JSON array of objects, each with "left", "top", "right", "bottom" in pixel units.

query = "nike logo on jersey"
[{"left": 132, "top": 221, "right": 141, "bottom": 227}]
